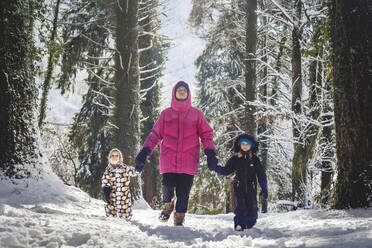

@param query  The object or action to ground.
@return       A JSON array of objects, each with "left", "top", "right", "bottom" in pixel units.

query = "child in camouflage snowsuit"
[{"left": 101, "top": 148, "right": 139, "bottom": 219}]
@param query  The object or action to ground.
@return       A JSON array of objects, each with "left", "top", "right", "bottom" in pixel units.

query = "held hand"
[
  {"left": 259, "top": 181, "right": 268, "bottom": 200},
  {"left": 207, "top": 156, "right": 218, "bottom": 171},
  {"left": 135, "top": 164, "right": 144, "bottom": 173},
  {"left": 214, "top": 164, "right": 223, "bottom": 174},
  {"left": 135, "top": 147, "right": 151, "bottom": 172},
  {"left": 204, "top": 149, "right": 218, "bottom": 171}
]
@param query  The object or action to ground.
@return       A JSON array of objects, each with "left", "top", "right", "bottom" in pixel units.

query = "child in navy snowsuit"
[
  {"left": 101, "top": 148, "right": 139, "bottom": 219},
  {"left": 214, "top": 134, "right": 268, "bottom": 231}
]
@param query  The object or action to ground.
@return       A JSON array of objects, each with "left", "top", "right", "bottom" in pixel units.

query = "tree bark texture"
[
  {"left": 330, "top": 0, "right": 372, "bottom": 208},
  {"left": 138, "top": 0, "right": 161, "bottom": 208},
  {"left": 320, "top": 80, "right": 334, "bottom": 207},
  {"left": 0, "top": 0, "right": 37, "bottom": 178},
  {"left": 244, "top": 0, "right": 257, "bottom": 134},
  {"left": 113, "top": 0, "right": 141, "bottom": 199},
  {"left": 291, "top": 0, "right": 306, "bottom": 204},
  {"left": 258, "top": 0, "right": 268, "bottom": 212}
]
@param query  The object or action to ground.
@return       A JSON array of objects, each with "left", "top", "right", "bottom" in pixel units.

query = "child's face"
[
  {"left": 240, "top": 142, "right": 251, "bottom": 152},
  {"left": 109, "top": 151, "right": 120, "bottom": 164}
]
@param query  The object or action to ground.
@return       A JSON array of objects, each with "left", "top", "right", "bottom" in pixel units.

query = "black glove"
[
  {"left": 135, "top": 147, "right": 151, "bottom": 172},
  {"left": 103, "top": 187, "right": 111, "bottom": 203},
  {"left": 204, "top": 149, "right": 218, "bottom": 171}
]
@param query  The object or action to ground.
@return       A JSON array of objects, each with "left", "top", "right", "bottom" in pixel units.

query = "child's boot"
[
  {"left": 159, "top": 201, "right": 174, "bottom": 222},
  {"left": 173, "top": 212, "right": 185, "bottom": 226},
  {"left": 234, "top": 224, "right": 244, "bottom": 231}
]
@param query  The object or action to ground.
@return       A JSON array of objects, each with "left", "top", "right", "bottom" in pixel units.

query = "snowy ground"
[{"left": 0, "top": 173, "right": 371, "bottom": 248}]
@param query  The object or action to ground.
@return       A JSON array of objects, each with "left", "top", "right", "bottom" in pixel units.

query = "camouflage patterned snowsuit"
[{"left": 101, "top": 164, "right": 138, "bottom": 218}]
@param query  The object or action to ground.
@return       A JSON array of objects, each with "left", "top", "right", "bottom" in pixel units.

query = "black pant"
[{"left": 162, "top": 173, "right": 194, "bottom": 213}]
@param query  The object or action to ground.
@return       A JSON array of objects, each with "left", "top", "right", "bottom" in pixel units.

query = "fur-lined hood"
[{"left": 233, "top": 134, "right": 259, "bottom": 154}]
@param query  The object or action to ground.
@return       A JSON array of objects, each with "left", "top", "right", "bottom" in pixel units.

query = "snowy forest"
[{"left": 0, "top": 0, "right": 371, "bottom": 247}]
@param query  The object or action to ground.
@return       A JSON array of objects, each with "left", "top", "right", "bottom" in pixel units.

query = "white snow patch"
[{"left": 1, "top": 173, "right": 371, "bottom": 248}]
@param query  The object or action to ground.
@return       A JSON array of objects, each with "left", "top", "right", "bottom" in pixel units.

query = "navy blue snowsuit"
[{"left": 215, "top": 134, "right": 267, "bottom": 228}]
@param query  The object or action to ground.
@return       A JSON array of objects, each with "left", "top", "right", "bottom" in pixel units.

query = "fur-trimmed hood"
[{"left": 233, "top": 134, "right": 259, "bottom": 154}]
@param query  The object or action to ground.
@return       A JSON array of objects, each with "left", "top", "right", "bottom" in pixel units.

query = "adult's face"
[{"left": 176, "top": 86, "right": 188, "bottom": 100}]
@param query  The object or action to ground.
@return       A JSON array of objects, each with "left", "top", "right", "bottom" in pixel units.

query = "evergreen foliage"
[
  {"left": 138, "top": 0, "right": 170, "bottom": 208},
  {"left": 189, "top": 0, "right": 337, "bottom": 211},
  {"left": 59, "top": 0, "right": 115, "bottom": 198}
]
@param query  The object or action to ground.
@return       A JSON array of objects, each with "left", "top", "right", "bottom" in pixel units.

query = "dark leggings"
[{"left": 161, "top": 173, "right": 194, "bottom": 213}]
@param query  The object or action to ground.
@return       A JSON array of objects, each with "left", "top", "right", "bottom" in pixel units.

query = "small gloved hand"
[
  {"left": 204, "top": 149, "right": 218, "bottom": 171},
  {"left": 259, "top": 181, "right": 268, "bottom": 200},
  {"left": 214, "top": 165, "right": 223, "bottom": 174},
  {"left": 103, "top": 187, "right": 111, "bottom": 203},
  {"left": 135, "top": 147, "right": 151, "bottom": 172}
]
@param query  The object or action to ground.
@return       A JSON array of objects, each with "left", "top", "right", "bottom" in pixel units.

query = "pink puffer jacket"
[{"left": 143, "top": 81, "right": 216, "bottom": 175}]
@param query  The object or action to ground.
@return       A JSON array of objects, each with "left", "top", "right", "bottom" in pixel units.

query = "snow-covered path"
[{"left": 1, "top": 175, "right": 371, "bottom": 248}]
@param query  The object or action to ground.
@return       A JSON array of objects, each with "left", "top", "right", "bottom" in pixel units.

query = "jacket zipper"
[{"left": 176, "top": 112, "right": 180, "bottom": 166}]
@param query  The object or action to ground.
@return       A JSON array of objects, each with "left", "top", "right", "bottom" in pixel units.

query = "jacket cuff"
[
  {"left": 259, "top": 181, "right": 267, "bottom": 190},
  {"left": 204, "top": 148, "right": 216, "bottom": 157}
]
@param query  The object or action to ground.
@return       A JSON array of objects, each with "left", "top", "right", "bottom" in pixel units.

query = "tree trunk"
[
  {"left": 330, "top": 0, "right": 372, "bottom": 209},
  {"left": 270, "top": 36, "right": 286, "bottom": 107},
  {"left": 258, "top": 0, "right": 268, "bottom": 213},
  {"left": 0, "top": 0, "right": 37, "bottom": 178},
  {"left": 291, "top": 0, "right": 306, "bottom": 205},
  {"left": 113, "top": 0, "right": 141, "bottom": 199},
  {"left": 138, "top": 0, "right": 161, "bottom": 208},
  {"left": 320, "top": 79, "right": 334, "bottom": 207},
  {"left": 320, "top": 118, "right": 333, "bottom": 206},
  {"left": 292, "top": 24, "right": 324, "bottom": 207},
  {"left": 244, "top": 0, "right": 257, "bottom": 134},
  {"left": 39, "top": 0, "right": 61, "bottom": 128}
]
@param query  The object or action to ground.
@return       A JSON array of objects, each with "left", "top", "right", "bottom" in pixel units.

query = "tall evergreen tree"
[
  {"left": 189, "top": 0, "right": 335, "bottom": 209},
  {"left": 290, "top": 0, "right": 307, "bottom": 205},
  {"left": 70, "top": 65, "right": 112, "bottom": 198},
  {"left": 257, "top": 0, "right": 268, "bottom": 213},
  {"left": 244, "top": 0, "right": 258, "bottom": 134},
  {"left": 0, "top": 0, "right": 38, "bottom": 178},
  {"left": 60, "top": 0, "right": 114, "bottom": 198},
  {"left": 38, "top": 0, "right": 62, "bottom": 128},
  {"left": 138, "top": 0, "right": 167, "bottom": 207},
  {"left": 189, "top": 1, "right": 245, "bottom": 213},
  {"left": 330, "top": 0, "right": 372, "bottom": 208},
  {"left": 113, "top": 0, "right": 141, "bottom": 199}
]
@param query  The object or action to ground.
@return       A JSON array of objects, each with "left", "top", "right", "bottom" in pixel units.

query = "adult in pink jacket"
[{"left": 135, "top": 81, "right": 218, "bottom": 226}]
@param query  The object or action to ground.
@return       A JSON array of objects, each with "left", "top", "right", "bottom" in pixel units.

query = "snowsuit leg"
[
  {"left": 118, "top": 195, "right": 132, "bottom": 219},
  {"left": 233, "top": 190, "right": 258, "bottom": 228},
  {"left": 114, "top": 184, "right": 132, "bottom": 219},
  {"left": 105, "top": 203, "right": 117, "bottom": 217},
  {"left": 125, "top": 191, "right": 133, "bottom": 219},
  {"left": 162, "top": 173, "right": 194, "bottom": 213}
]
